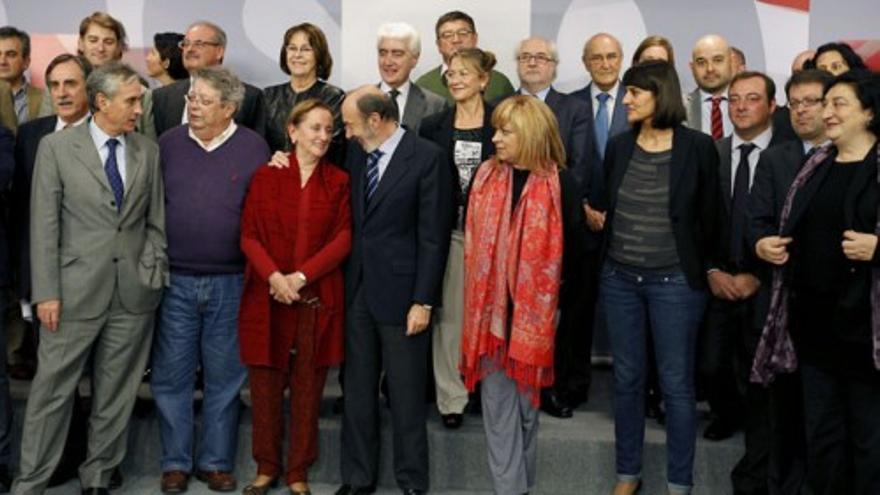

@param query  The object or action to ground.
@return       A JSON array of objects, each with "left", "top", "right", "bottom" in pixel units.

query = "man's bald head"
[
  {"left": 582, "top": 33, "right": 623, "bottom": 92},
  {"left": 690, "top": 34, "right": 733, "bottom": 94},
  {"left": 342, "top": 84, "right": 398, "bottom": 151}
]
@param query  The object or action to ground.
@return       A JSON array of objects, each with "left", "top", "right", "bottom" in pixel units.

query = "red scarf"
[{"left": 460, "top": 159, "right": 563, "bottom": 407}]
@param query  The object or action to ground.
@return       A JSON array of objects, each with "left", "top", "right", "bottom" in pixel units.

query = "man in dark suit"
[
  {"left": 0, "top": 124, "right": 14, "bottom": 492},
  {"left": 377, "top": 22, "right": 447, "bottom": 135},
  {"left": 336, "top": 86, "right": 453, "bottom": 495},
  {"left": 151, "top": 21, "right": 264, "bottom": 138},
  {"left": 511, "top": 36, "right": 593, "bottom": 417},
  {"left": 570, "top": 31, "right": 630, "bottom": 407},
  {"left": 703, "top": 70, "right": 787, "bottom": 495},
  {"left": 747, "top": 69, "right": 832, "bottom": 495}
]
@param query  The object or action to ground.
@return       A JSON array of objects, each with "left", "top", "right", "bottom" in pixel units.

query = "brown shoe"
[
  {"left": 195, "top": 470, "right": 237, "bottom": 492},
  {"left": 160, "top": 471, "right": 189, "bottom": 493}
]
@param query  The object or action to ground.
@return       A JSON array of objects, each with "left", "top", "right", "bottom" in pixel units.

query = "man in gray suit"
[
  {"left": 685, "top": 34, "right": 734, "bottom": 139},
  {"left": 377, "top": 22, "right": 447, "bottom": 134},
  {"left": 13, "top": 62, "right": 166, "bottom": 495}
]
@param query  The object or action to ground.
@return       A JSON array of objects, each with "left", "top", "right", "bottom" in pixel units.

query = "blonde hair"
[{"left": 491, "top": 95, "right": 566, "bottom": 173}]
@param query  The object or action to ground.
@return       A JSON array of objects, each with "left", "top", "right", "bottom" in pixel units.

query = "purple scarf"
[{"left": 750, "top": 143, "right": 880, "bottom": 386}]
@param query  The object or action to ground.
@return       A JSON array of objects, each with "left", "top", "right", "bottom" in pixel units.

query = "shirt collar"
[
  {"left": 701, "top": 88, "right": 727, "bottom": 102},
  {"left": 377, "top": 125, "right": 405, "bottom": 156},
  {"left": 55, "top": 112, "right": 91, "bottom": 132},
  {"left": 803, "top": 138, "right": 831, "bottom": 154},
  {"left": 732, "top": 125, "right": 773, "bottom": 151},
  {"left": 188, "top": 120, "right": 238, "bottom": 152},
  {"left": 591, "top": 80, "right": 619, "bottom": 101},
  {"left": 89, "top": 117, "right": 126, "bottom": 151},
  {"left": 520, "top": 85, "right": 551, "bottom": 101},
  {"left": 11, "top": 78, "right": 27, "bottom": 98}
]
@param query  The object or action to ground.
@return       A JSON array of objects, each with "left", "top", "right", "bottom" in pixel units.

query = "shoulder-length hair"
[
  {"left": 491, "top": 95, "right": 566, "bottom": 173},
  {"left": 622, "top": 61, "right": 686, "bottom": 129},
  {"left": 279, "top": 23, "right": 333, "bottom": 80},
  {"left": 827, "top": 69, "right": 880, "bottom": 136},
  {"left": 632, "top": 35, "right": 675, "bottom": 66}
]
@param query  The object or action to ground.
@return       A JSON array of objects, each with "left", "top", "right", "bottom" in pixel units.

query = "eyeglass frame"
[{"left": 178, "top": 39, "right": 221, "bottom": 50}]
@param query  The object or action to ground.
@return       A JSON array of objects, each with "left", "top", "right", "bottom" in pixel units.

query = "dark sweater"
[{"left": 160, "top": 125, "right": 271, "bottom": 273}]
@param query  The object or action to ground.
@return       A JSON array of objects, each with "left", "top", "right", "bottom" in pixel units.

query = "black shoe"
[
  {"left": 332, "top": 396, "right": 344, "bottom": 415},
  {"left": 539, "top": 390, "right": 573, "bottom": 418},
  {"left": 703, "top": 419, "right": 740, "bottom": 441},
  {"left": 466, "top": 394, "right": 482, "bottom": 415},
  {"left": 441, "top": 413, "right": 463, "bottom": 429},
  {"left": 334, "top": 485, "right": 376, "bottom": 495},
  {"left": 401, "top": 490, "right": 424, "bottom": 495},
  {"left": 566, "top": 389, "right": 589, "bottom": 408},
  {"left": 49, "top": 462, "right": 79, "bottom": 488},
  {"left": 109, "top": 467, "right": 123, "bottom": 490},
  {"left": 82, "top": 489, "right": 110, "bottom": 495}
]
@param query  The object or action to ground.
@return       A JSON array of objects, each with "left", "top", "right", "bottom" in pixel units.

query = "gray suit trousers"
[{"left": 12, "top": 292, "right": 153, "bottom": 494}]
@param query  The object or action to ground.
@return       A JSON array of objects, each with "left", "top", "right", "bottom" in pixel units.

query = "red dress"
[{"left": 238, "top": 156, "right": 351, "bottom": 369}]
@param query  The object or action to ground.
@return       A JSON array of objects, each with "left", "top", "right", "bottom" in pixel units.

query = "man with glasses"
[
  {"left": 746, "top": 68, "right": 831, "bottom": 495},
  {"left": 151, "top": 20, "right": 265, "bottom": 138},
  {"left": 509, "top": 36, "right": 594, "bottom": 418},
  {"left": 152, "top": 65, "right": 270, "bottom": 493},
  {"left": 415, "top": 10, "right": 514, "bottom": 103}
]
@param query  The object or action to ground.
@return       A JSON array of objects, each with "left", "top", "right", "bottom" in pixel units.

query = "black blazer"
[
  {"left": 11, "top": 116, "right": 55, "bottom": 297},
  {"left": 747, "top": 139, "right": 807, "bottom": 250},
  {"left": 544, "top": 88, "right": 594, "bottom": 195},
  {"left": 419, "top": 101, "right": 495, "bottom": 215},
  {"left": 345, "top": 130, "right": 454, "bottom": 325},
  {"left": 595, "top": 125, "right": 722, "bottom": 290},
  {"left": 152, "top": 79, "right": 266, "bottom": 138},
  {"left": 784, "top": 147, "right": 880, "bottom": 317}
]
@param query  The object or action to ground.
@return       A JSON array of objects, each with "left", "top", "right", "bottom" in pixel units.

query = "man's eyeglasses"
[
  {"left": 788, "top": 97, "right": 823, "bottom": 110},
  {"left": 438, "top": 29, "right": 474, "bottom": 41},
  {"left": 178, "top": 39, "right": 221, "bottom": 50},
  {"left": 517, "top": 53, "right": 556, "bottom": 65},
  {"left": 184, "top": 92, "right": 217, "bottom": 106}
]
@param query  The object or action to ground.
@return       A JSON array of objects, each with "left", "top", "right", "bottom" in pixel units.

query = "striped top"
[{"left": 608, "top": 145, "right": 679, "bottom": 270}]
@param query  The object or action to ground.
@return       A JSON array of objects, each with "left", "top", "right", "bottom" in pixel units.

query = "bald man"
[
  {"left": 685, "top": 34, "right": 735, "bottom": 139},
  {"left": 338, "top": 86, "right": 453, "bottom": 495},
  {"left": 791, "top": 49, "right": 816, "bottom": 75}
]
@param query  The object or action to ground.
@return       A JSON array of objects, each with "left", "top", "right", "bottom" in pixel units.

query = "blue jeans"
[
  {"left": 151, "top": 272, "right": 246, "bottom": 472},
  {"left": 600, "top": 262, "right": 707, "bottom": 493}
]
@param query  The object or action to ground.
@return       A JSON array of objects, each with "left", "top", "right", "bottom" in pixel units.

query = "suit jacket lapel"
[
  {"left": 402, "top": 85, "right": 425, "bottom": 130},
  {"left": 784, "top": 152, "right": 836, "bottom": 235},
  {"left": 70, "top": 124, "right": 112, "bottom": 194},
  {"left": 668, "top": 127, "right": 691, "bottom": 210},
  {"left": 366, "top": 131, "right": 415, "bottom": 218},
  {"left": 717, "top": 137, "right": 733, "bottom": 212},
  {"left": 610, "top": 84, "right": 629, "bottom": 136},
  {"left": 606, "top": 131, "right": 636, "bottom": 210},
  {"left": 687, "top": 89, "right": 702, "bottom": 129},
  {"left": 123, "top": 135, "right": 144, "bottom": 203}
]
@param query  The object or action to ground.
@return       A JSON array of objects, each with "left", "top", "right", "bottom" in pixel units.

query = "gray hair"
[
  {"left": 187, "top": 20, "right": 227, "bottom": 48},
  {"left": 192, "top": 65, "right": 245, "bottom": 111},
  {"left": 86, "top": 61, "right": 141, "bottom": 112},
  {"left": 377, "top": 22, "right": 421, "bottom": 58},
  {"left": 515, "top": 36, "right": 559, "bottom": 62}
]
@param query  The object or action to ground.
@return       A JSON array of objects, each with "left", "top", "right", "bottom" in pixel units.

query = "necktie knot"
[
  {"left": 388, "top": 89, "right": 400, "bottom": 100},
  {"left": 106, "top": 138, "right": 119, "bottom": 153},
  {"left": 739, "top": 142, "right": 757, "bottom": 158},
  {"left": 597, "top": 92, "right": 611, "bottom": 104}
]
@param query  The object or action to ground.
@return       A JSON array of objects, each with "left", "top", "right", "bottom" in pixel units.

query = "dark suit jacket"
[
  {"left": 570, "top": 82, "right": 629, "bottom": 201},
  {"left": 543, "top": 88, "right": 594, "bottom": 193},
  {"left": 0, "top": 125, "right": 15, "bottom": 287},
  {"left": 715, "top": 131, "right": 788, "bottom": 267},
  {"left": 400, "top": 83, "right": 448, "bottom": 135},
  {"left": 746, "top": 139, "right": 807, "bottom": 329},
  {"left": 11, "top": 115, "right": 56, "bottom": 297},
  {"left": 595, "top": 125, "right": 722, "bottom": 290},
  {"left": 345, "top": 130, "right": 454, "bottom": 325},
  {"left": 151, "top": 78, "right": 266, "bottom": 138}
]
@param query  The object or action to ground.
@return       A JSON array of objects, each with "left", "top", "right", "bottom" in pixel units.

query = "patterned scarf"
[
  {"left": 460, "top": 159, "right": 563, "bottom": 407},
  {"left": 751, "top": 142, "right": 880, "bottom": 386}
]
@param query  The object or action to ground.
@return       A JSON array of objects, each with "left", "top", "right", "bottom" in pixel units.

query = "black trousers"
[
  {"left": 700, "top": 296, "right": 748, "bottom": 426},
  {"left": 340, "top": 287, "right": 429, "bottom": 491},
  {"left": 552, "top": 245, "right": 598, "bottom": 398},
  {"left": 800, "top": 364, "right": 880, "bottom": 495}
]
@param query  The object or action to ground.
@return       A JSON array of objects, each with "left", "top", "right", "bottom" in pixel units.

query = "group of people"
[{"left": 0, "top": 6, "right": 874, "bottom": 495}]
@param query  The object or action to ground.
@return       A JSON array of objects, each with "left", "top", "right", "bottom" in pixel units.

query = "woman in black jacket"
[{"left": 588, "top": 61, "right": 721, "bottom": 495}]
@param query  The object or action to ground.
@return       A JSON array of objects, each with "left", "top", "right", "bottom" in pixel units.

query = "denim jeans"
[
  {"left": 151, "top": 272, "right": 246, "bottom": 472},
  {"left": 600, "top": 261, "right": 707, "bottom": 493}
]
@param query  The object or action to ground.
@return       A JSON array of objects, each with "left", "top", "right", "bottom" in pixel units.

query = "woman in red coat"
[{"left": 238, "top": 98, "right": 351, "bottom": 495}]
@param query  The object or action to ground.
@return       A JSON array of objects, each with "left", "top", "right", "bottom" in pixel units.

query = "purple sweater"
[{"left": 160, "top": 125, "right": 270, "bottom": 274}]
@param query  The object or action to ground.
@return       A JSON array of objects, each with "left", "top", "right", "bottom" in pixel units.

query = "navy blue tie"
[
  {"left": 104, "top": 138, "right": 124, "bottom": 212},
  {"left": 594, "top": 92, "right": 611, "bottom": 160},
  {"left": 364, "top": 149, "right": 384, "bottom": 205}
]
